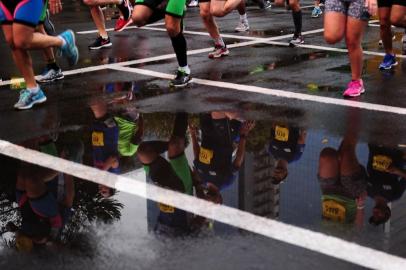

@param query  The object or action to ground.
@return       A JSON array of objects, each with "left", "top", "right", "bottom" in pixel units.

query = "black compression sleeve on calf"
[
  {"left": 172, "top": 112, "right": 188, "bottom": 138},
  {"left": 292, "top": 10, "right": 302, "bottom": 36},
  {"left": 170, "top": 32, "right": 188, "bottom": 68}
]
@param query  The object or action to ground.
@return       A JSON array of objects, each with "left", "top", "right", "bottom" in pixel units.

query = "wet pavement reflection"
[{"left": 1, "top": 79, "right": 406, "bottom": 268}]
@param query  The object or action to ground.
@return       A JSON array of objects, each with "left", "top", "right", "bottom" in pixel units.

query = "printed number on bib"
[
  {"left": 199, "top": 147, "right": 214, "bottom": 165},
  {"left": 275, "top": 126, "right": 289, "bottom": 142},
  {"left": 158, "top": 203, "right": 175, "bottom": 213},
  {"left": 322, "top": 200, "right": 346, "bottom": 223},
  {"left": 372, "top": 155, "right": 392, "bottom": 172},
  {"left": 92, "top": 132, "right": 104, "bottom": 146}
]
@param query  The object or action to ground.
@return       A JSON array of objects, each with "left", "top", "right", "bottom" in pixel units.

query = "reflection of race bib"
[
  {"left": 372, "top": 155, "right": 392, "bottom": 172},
  {"left": 199, "top": 147, "right": 214, "bottom": 165},
  {"left": 158, "top": 203, "right": 175, "bottom": 213},
  {"left": 92, "top": 132, "right": 104, "bottom": 146},
  {"left": 275, "top": 126, "right": 289, "bottom": 142},
  {"left": 322, "top": 200, "right": 346, "bottom": 223}
]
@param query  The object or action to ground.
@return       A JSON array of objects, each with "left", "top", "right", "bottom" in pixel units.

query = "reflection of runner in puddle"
[
  {"left": 90, "top": 97, "right": 143, "bottom": 197},
  {"left": 318, "top": 110, "right": 367, "bottom": 225},
  {"left": 138, "top": 113, "right": 221, "bottom": 236},
  {"left": 268, "top": 123, "right": 306, "bottom": 185},
  {"left": 9, "top": 139, "right": 82, "bottom": 252},
  {"left": 367, "top": 144, "right": 406, "bottom": 226},
  {"left": 191, "top": 112, "right": 255, "bottom": 192}
]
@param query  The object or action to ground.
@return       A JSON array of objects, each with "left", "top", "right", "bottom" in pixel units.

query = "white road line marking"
[
  {"left": 76, "top": 22, "right": 165, "bottom": 34},
  {"left": 109, "top": 65, "right": 406, "bottom": 115},
  {"left": 0, "top": 28, "right": 324, "bottom": 87},
  {"left": 0, "top": 139, "right": 406, "bottom": 270}
]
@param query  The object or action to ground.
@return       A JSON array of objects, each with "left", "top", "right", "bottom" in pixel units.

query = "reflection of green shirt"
[
  {"left": 322, "top": 195, "right": 356, "bottom": 223},
  {"left": 114, "top": 117, "right": 139, "bottom": 157}
]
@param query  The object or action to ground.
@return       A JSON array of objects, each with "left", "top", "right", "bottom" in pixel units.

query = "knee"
[
  {"left": 166, "top": 25, "right": 180, "bottom": 38},
  {"left": 345, "top": 37, "right": 360, "bottom": 51},
  {"left": 200, "top": 9, "right": 212, "bottom": 21},
  {"left": 83, "top": 0, "right": 95, "bottom": 6},
  {"left": 319, "top": 147, "right": 338, "bottom": 163},
  {"left": 379, "top": 16, "right": 391, "bottom": 28},
  {"left": 324, "top": 32, "right": 342, "bottom": 44},
  {"left": 211, "top": 8, "right": 226, "bottom": 17},
  {"left": 13, "top": 35, "right": 30, "bottom": 50},
  {"left": 168, "top": 137, "right": 184, "bottom": 154},
  {"left": 137, "top": 143, "right": 157, "bottom": 164},
  {"left": 390, "top": 14, "right": 404, "bottom": 27},
  {"left": 132, "top": 14, "right": 147, "bottom": 27}
]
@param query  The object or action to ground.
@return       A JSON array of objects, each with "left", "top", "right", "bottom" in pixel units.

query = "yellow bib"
[
  {"left": 372, "top": 155, "right": 392, "bottom": 172},
  {"left": 92, "top": 131, "right": 104, "bottom": 146},
  {"left": 158, "top": 203, "right": 175, "bottom": 213},
  {"left": 199, "top": 147, "right": 214, "bottom": 165},
  {"left": 275, "top": 125, "right": 289, "bottom": 142},
  {"left": 322, "top": 200, "right": 346, "bottom": 223}
]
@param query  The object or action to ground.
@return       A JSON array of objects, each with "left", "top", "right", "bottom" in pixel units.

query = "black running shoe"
[
  {"left": 117, "top": 0, "right": 133, "bottom": 20},
  {"left": 170, "top": 70, "right": 192, "bottom": 88},
  {"left": 88, "top": 36, "right": 112, "bottom": 50}
]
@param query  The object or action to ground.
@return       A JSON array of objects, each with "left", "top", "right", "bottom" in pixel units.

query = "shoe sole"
[
  {"left": 89, "top": 43, "right": 113, "bottom": 50},
  {"left": 36, "top": 75, "right": 65, "bottom": 84},
  {"left": 170, "top": 79, "right": 193, "bottom": 88},
  {"left": 209, "top": 51, "right": 230, "bottom": 59},
  {"left": 235, "top": 28, "right": 249, "bottom": 32},
  {"left": 15, "top": 96, "right": 47, "bottom": 110},
  {"left": 115, "top": 18, "right": 133, "bottom": 32},
  {"left": 343, "top": 88, "right": 365, "bottom": 98},
  {"left": 379, "top": 62, "right": 398, "bottom": 70}
]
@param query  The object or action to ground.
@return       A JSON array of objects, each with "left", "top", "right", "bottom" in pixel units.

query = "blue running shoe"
[
  {"left": 14, "top": 89, "right": 47, "bottom": 110},
  {"left": 58, "top": 30, "right": 79, "bottom": 66},
  {"left": 311, "top": 7, "right": 322, "bottom": 18},
  {"left": 379, "top": 54, "right": 398, "bottom": 70}
]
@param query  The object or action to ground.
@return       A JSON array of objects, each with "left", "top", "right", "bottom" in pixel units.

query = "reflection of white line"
[
  {"left": 110, "top": 65, "right": 406, "bottom": 115},
  {"left": 0, "top": 139, "right": 406, "bottom": 270},
  {"left": 76, "top": 22, "right": 166, "bottom": 34},
  {"left": 0, "top": 28, "right": 324, "bottom": 87}
]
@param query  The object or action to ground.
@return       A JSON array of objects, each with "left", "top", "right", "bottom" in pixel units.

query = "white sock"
[
  {"left": 178, "top": 65, "right": 191, "bottom": 74},
  {"left": 100, "top": 34, "right": 109, "bottom": 39},
  {"left": 240, "top": 13, "right": 247, "bottom": 22},
  {"left": 57, "top": 35, "right": 66, "bottom": 47},
  {"left": 28, "top": 85, "right": 40, "bottom": 94}
]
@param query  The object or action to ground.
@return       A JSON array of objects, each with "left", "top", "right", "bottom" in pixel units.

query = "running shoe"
[
  {"left": 88, "top": 36, "right": 112, "bottom": 50},
  {"left": 289, "top": 35, "right": 304, "bottom": 46},
  {"left": 14, "top": 89, "right": 47, "bottom": 110},
  {"left": 114, "top": 17, "right": 133, "bottom": 32},
  {"left": 343, "top": 79, "right": 365, "bottom": 97},
  {"left": 170, "top": 70, "right": 192, "bottom": 87},
  {"left": 117, "top": 0, "right": 133, "bottom": 20},
  {"left": 44, "top": 10, "right": 56, "bottom": 36},
  {"left": 378, "top": 33, "right": 396, "bottom": 47},
  {"left": 311, "top": 7, "right": 322, "bottom": 18},
  {"left": 36, "top": 66, "right": 64, "bottom": 83},
  {"left": 379, "top": 53, "right": 398, "bottom": 70},
  {"left": 58, "top": 30, "right": 79, "bottom": 66},
  {"left": 263, "top": 0, "right": 272, "bottom": 9},
  {"left": 235, "top": 21, "right": 250, "bottom": 32},
  {"left": 208, "top": 45, "right": 229, "bottom": 59},
  {"left": 188, "top": 0, "right": 199, "bottom": 7}
]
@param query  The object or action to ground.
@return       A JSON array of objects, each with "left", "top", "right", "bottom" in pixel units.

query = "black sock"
[
  {"left": 292, "top": 10, "right": 302, "bottom": 36},
  {"left": 47, "top": 61, "right": 60, "bottom": 71},
  {"left": 172, "top": 112, "right": 188, "bottom": 138},
  {"left": 170, "top": 32, "right": 188, "bottom": 68}
]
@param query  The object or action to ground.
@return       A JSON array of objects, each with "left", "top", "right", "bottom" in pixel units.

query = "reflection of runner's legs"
[{"left": 235, "top": 1, "right": 250, "bottom": 32}]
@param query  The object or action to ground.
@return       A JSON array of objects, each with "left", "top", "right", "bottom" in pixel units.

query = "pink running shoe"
[{"left": 343, "top": 79, "right": 365, "bottom": 97}]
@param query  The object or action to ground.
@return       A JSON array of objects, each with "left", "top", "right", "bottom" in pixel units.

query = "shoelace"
[{"left": 18, "top": 90, "right": 31, "bottom": 102}]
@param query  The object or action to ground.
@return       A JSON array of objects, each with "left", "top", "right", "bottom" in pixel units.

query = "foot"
[
  {"left": 311, "top": 7, "right": 322, "bottom": 18},
  {"left": 289, "top": 34, "right": 304, "bottom": 46},
  {"left": 187, "top": 0, "right": 199, "bottom": 7},
  {"left": 343, "top": 79, "right": 365, "bottom": 98},
  {"left": 14, "top": 89, "right": 47, "bottom": 110},
  {"left": 379, "top": 53, "right": 398, "bottom": 70},
  {"left": 170, "top": 70, "right": 192, "bottom": 88},
  {"left": 114, "top": 17, "right": 133, "bottom": 32},
  {"left": 208, "top": 45, "right": 229, "bottom": 59},
  {"left": 235, "top": 21, "right": 250, "bottom": 32},
  {"left": 262, "top": 0, "right": 272, "bottom": 9},
  {"left": 36, "top": 66, "right": 64, "bottom": 83},
  {"left": 88, "top": 36, "right": 112, "bottom": 50},
  {"left": 58, "top": 30, "right": 79, "bottom": 66},
  {"left": 117, "top": 0, "right": 133, "bottom": 20}
]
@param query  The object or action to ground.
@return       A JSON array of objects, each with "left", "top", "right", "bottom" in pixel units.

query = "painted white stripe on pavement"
[
  {"left": 0, "top": 139, "right": 406, "bottom": 270},
  {"left": 109, "top": 65, "right": 406, "bottom": 115},
  {"left": 76, "top": 22, "right": 166, "bottom": 34}
]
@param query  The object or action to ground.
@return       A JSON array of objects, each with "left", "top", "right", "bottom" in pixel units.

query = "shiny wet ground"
[{"left": 1, "top": 1, "right": 406, "bottom": 269}]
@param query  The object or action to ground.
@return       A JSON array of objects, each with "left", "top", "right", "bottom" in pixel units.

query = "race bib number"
[
  {"left": 92, "top": 132, "right": 104, "bottom": 146},
  {"left": 158, "top": 203, "right": 175, "bottom": 213},
  {"left": 275, "top": 125, "right": 289, "bottom": 142},
  {"left": 199, "top": 147, "right": 214, "bottom": 165},
  {"left": 322, "top": 200, "right": 346, "bottom": 223},
  {"left": 372, "top": 155, "right": 392, "bottom": 172}
]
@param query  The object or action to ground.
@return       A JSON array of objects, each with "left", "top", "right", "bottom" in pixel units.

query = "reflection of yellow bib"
[
  {"left": 199, "top": 147, "right": 214, "bottom": 165},
  {"left": 372, "top": 155, "right": 392, "bottom": 172},
  {"left": 275, "top": 125, "right": 289, "bottom": 142},
  {"left": 322, "top": 200, "right": 346, "bottom": 223},
  {"left": 158, "top": 203, "right": 175, "bottom": 213},
  {"left": 92, "top": 132, "right": 104, "bottom": 146}
]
